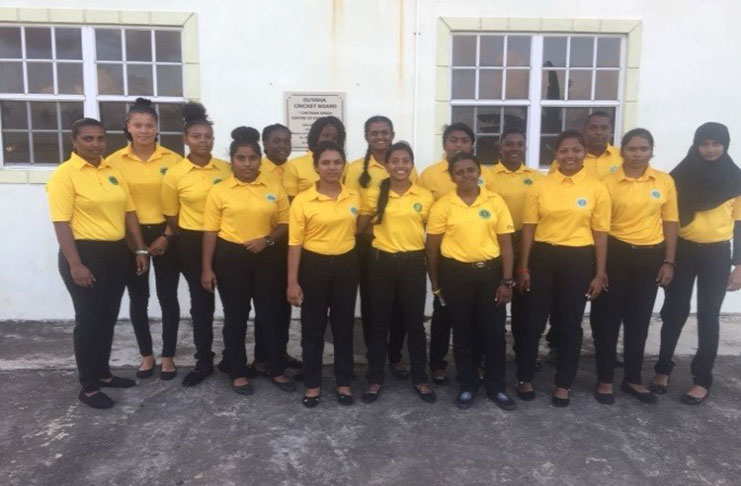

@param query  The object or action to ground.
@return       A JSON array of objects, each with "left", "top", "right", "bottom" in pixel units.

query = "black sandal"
[
  {"left": 302, "top": 395, "right": 321, "bottom": 408},
  {"left": 414, "top": 384, "right": 437, "bottom": 403},
  {"left": 361, "top": 385, "right": 381, "bottom": 404},
  {"left": 136, "top": 360, "right": 156, "bottom": 379}
]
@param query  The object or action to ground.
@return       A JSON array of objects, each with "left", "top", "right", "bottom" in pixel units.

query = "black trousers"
[
  {"left": 656, "top": 238, "right": 730, "bottom": 389},
  {"left": 440, "top": 256, "right": 507, "bottom": 393},
  {"left": 253, "top": 239, "right": 291, "bottom": 365},
  {"left": 58, "top": 240, "right": 130, "bottom": 393},
  {"left": 299, "top": 249, "right": 358, "bottom": 389},
  {"left": 518, "top": 242, "right": 594, "bottom": 388},
  {"left": 510, "top": 232, "right": 532, "bottom": 379},
  {"left": 590, "top": 237, "right": 663, "bottom": 384},
  {"left": 177, "top": 228, "right": 216, "bottom": 368},
  {"left": 428, "top": 295, "right": 452, "bottom": 371},
  {"left": 214, "top": 238, "right": 286, "bottom": 379},
  {"left": 126, "top": 222, "right": 180, "bottom": 357},
  {"left": 367, "top": 249, "right": 428, "bottom": 385}
]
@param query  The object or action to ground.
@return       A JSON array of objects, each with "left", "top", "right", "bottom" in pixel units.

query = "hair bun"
[
  {"left": 133, "top": 97, "right": 153, "bottom": 109},
  {"left": 231, "top": 126, "right": 260, "bottom": 143},
  {"left": 182, "top": 101, "right": 209, "bottom": 123}
]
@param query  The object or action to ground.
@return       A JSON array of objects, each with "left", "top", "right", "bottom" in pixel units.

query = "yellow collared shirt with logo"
[
  {"left": 679, "top": 196, "right": 741, "bottom": 243},
  {"left": 289, "top": 184, "right": 360, "bottom": 255},
  {"left": 343, "top": 154, "right": 419, "bottom": 199},
  {"left": 417, "top": 159, "right": 497, "bottom": 201},
  {"left": 549, "top": 144, "right": 623, "bottom": 179},
  {"left": 260, "top": 156, "right": 288, "bottom": 186},
  {"left": 490, "top": 163, "right": 544, "bottom": 230}
]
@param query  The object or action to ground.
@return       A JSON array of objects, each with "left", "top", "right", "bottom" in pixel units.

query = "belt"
[
  {"left": 680, "top": 238, "right": 729, "bottom": 248},
  {"left": 375, "top": 249, "right": 424, "bottom": 259},
  {"left": 443, "top": 256, "right": 497, "bottom": 269},
  {"left": 609, "top": 237, "right": 664, "bottom": 250}
]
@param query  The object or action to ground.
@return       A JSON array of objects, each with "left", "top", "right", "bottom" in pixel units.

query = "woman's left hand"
[
  {"left": 135, "top": 254, "right": 149, "bottom": 276},
  {"left": 727, "top": 266, "right": 741, "bottom": 291},
  {"left": 656, "top": 262, "right": 674, "bottom": 288},
  {"left": 586, "top": 274, "right": 607, "bottom": 300},
  {"left": 243, "top": 237, "right": 267, "bottom": 253},
  {"left": 495, "top": 284, "right": 512, "bottom": 306},
  {"left": 148, "top": 236, "right": 169, "bottom": 256}
]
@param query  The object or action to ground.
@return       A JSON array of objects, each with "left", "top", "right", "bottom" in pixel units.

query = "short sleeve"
[
  {"left": 662, "top": 176, "right": 679, "bottom": 223},
  {"left": 288, "top": 197, "right": 306, "bottom": 246},
  {"left": 46, "top": 165, "right": 74, "bottom": 222},
  {"left": 360, "top": 186, "right": 379, "bottom": 216},
  {"left": 591, "top": 182, "right": 611, "bottom": 232},
  {"left": 733, "top": 196, "right": 741, "bottom": 221},
  {"left": 275, "top": 188, "right": 290, "bottom": 225},
  {"left": 161, "top": 167, "right": 180, "bottom": 216},
  {"left": 202, "top": 186, "right": 222, "bottom": 232},
  {"left": 494, "top": 198, "right": 515, "bottom": 234},
  {"left": 283, "top": 162, "right": 300, "bottom": 197},
  {"left": 521, "top": 183, "right": 541, "bottom": 225},
  {"left": 426, "top": 198, "right": 449, "bottom": 235}
]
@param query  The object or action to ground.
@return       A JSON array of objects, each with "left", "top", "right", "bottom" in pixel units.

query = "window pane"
[
  {"left": 155, "top": 30, "right": 182, "bottom": 62},
  {"left": 2, "top": 131, "right": 30, "bottom": 163},
  {"left": 569, "top": 37, "right": 594, "bottom": 67},
  {"left": 104, "top": 132, "right": 128, "bottom": 157},
  {"left": 99, "top": 102, "right": 128, "bottom": 132},
  {"left": 26, "top": 27, "right": 52, "bottom": 59},
  {"left": 568, "top": 70, "right": 592, "bottom": 100},
  {"left": 27, "top": 63, "right": 54, "bottom": 94},
  {"left": 160, "top": 134, "right": 184, "bottom": 156},
  {"left": 595, "top": 71, "right": 619, "bottom": 100},
  {"left": 451, "top": 69, "right": 475, "bottom": 99},
  {"left": 158, "top": 103, "right": 184, "bottom": 132},
  {"left": 127, "top": 64, "right": 154, "bottom": 95},
  {"left": 539, "top": 135, "right": 558, "bottom": 167},
  {"left": 156, "top": 65, "right": 183, "bottom": 96},
  {"left": 125, "top": 30, "right": 152, "bottom": 62},
  {"left": 476, "top": 106, "right": 501, "bottom": 134},
  {"left": 541, "top": 107, "right": 563, "bottom": 134},
  {"left": 480, "top": 35, "right": 503, "bottom": 67},
  {"left": 564, "top": 107, "right": 591, "bottom": 130},
  {"left": 476, "top": 136, "right": 498, "bottom": 164},
  {"left": 543, "top": 36, "right": 567, "bottom": 68},
  {"left": 541, "top": 69, "right": 565, "bottom": 100},
  {"left": 0, "top": 62, "right": 23, "bottom": 92},
  {"left": 1, "top": 101, "right": 28, "bottom": 129},
  {"left": 55, "top": 28, "right": 82, "bottom": 60},
  {"left": 0, "top": 27, "right": 22, "bottom": 58},
  {"left": 451, "top": 106, "right": 474, "bottom": 128},
  {"left": 478, "top": 70, "right": 502, "bottom": 100},
  {"left": 59, "top": 102, "right": 84, "bottom": 129},
  {"left": 504, "top": 69, "right": 529, "bottom": 99},
  {"left": 96, "top": 29, "right": 122, "bottom": 61},
  {"left": 33, "top": 132, "right": 60, "bottom": 164},
  {"left": 452, "top": 35, "right": 476, "bottom": 66},
  {"left": 97, "top": 64, "right": 124, "bottom": 94},
  {"left": 506, "top": 36, "right": 530, "bottom": 67},
  {"left": 57, "top": 63, "right": 84, "bottom": 94},
  {"left": 503, "top": 106, "right": 528, "bottom": 132},
  {"left": 31, "top": 102, "right": 58, "bottom": 130},
  {"left": 597, "top": 37, "right": 621, "bottom": 67}
]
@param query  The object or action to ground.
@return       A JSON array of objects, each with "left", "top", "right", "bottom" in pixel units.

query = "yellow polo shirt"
[
  {"left": 550, "top": 144, "right": 623, "bottom": 179},
  {"left": 427, "top": 187, "right": 514, "bottom": 262},
  {"left": 490, "top": 163, "right": 544, "bottom": 230},
  {"left": 523, "top": 168, "right": 611, "bottom": 246},
  {"left": 203, "top": 174, "right": 289, "bottom": 244},
  {"left": 603, "top": 166, "right": 678, "bottom": 245},
  {"left": 47, "top": 152, "right": 136, "bottom": 241},
  {"left": 343, "top": 155, "right": 419, "bottom": 198},
  {"left": 161, "top": 156, "right": 232, "bottom": 231},
  {"left": 679, "top": 196, "right": 741, "bottom": 243},
  {"left": 289, "top": 184, "right": 360, "bottom": 255},
  {"left": 282, "top": 151, "right": 317, "bottom": 197},
  {"left": 260, "top": 156, "right": 287, "bottom": 186},
  {"left": 417, "top": 159, "right": 497, "bottom": 201},
  {"left": 106, "top": 143, "right": 181, "bottom": 224},
  {"left": 360, "top": 183, "right": 434, "bottom": 253}
]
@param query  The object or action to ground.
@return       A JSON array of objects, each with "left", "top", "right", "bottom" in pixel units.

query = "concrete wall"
[{"left": 1, "top": 0, "right": 740, "bottom": 319}]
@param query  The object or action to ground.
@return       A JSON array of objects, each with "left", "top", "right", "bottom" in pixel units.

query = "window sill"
[{"left": 0, "top": 167, "right": 54, "bottom": 184}]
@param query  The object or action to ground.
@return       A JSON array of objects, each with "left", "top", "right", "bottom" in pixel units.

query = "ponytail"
[
  {"left": 374, "top": 177, "right": 392, "bottom": 225},
  {"left": 359, "top": 145, "right": 372, "bottom": 188}
]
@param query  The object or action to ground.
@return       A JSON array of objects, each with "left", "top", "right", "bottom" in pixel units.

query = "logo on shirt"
[
  {"left": 413, "top": 202, "right": 423, "bottom": 213},
  {"left": 266, "top": 193, "right": 277, "bottom": 202},
  {"left": 213, "top": 178, "right": 223, "bottom": 184},
  {"left": 108, "top": 176, "right": 119, "bottom": 185},
  {"left": 479, "top": 209, "right": 491, "bottom": 220},
  {"left": 651, "top": 189, "right": 661, "bottom": 200},
  {"left": 477, "top": 177, "right": 484, "bottom": 186},
  {"left": 576, "top": 197, "right": 588, "bottom": 208},
  {"left": 523, "top": 178, "right": 533, "bottom": 186},
  {"left": 609, "top": 166, "right": 619, "bottom": 174},
  {"left": 159, "top": 167, "right": 168, "bottom": 175},
  {"left": 350, "top": 206, "right": 358, "bottom": 216}
]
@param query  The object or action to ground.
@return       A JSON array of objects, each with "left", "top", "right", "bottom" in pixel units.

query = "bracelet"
[
  {"left": 516, "top": 267, "right": 529, "bottom": 275},
  {"left": 432, "top": 288, "right": 442, "bottom": 296},
  {"left": 662, "top": 260, "right": 676, "bottom": 267},
  {"left": 135, "top": 249, "right": 149, "bottom": 256},
  {"left": 501, "top": 278, "right": 516, "bottom": 289}
]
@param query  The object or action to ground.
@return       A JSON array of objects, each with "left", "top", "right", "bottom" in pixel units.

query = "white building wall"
[{"left": 1, "top": 0, "right": 740, "bottom": 319}]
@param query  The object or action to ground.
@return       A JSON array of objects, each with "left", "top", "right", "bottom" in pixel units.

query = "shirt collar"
[
  {"left": 305, "top": 183, "right": 353, "bottom": 202},
  {"left": 587, "top": 143, "right": 617, "bottom": 160},
  {"left": 552, "top": 166, "right": 588, "bottom": 184},
  {"left": 492, "top": 162, "right": 532, "bottom": 175},
  {"left": 451, "top": 186, "right": 493, "bottom": 207},
  {"left": 70, "top": 152, "right": 108, "bottom": 170},
  {"left": 123, "top": 143, "right": 165, "bottom": 163},
  {"left": 617, "top": 165, "right": 657, "bottom": 182},
  {"left": 184, "top": 156, "right": 217, "bottom": 171},
  {"left": 389, "top": 183, "right": 422, "bottom": 198}
]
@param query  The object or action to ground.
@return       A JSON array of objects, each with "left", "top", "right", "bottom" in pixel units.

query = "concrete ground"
[{"left": 1, "top": 317, "right": 740, "bottom": 486}]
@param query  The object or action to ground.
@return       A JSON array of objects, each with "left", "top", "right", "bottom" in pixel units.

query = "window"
[
  {"left": 0, "top": 24, "right": 185, "bottom": 166},
  {"left": 450, "top": 34, "right": 624, "bottom": 166}
]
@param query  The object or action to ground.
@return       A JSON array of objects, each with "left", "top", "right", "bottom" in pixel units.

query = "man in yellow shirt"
[{"left": 550, "top": 111, "right": 623, "bottom": 179}]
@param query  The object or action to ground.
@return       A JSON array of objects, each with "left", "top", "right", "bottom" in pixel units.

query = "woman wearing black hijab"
[{"left": 652, "top": 122, "right": 741, "bottom": 404}]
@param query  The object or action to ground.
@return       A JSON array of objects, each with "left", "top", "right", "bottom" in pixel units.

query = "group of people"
[{"left": 46, "top": 98, "right": 741, "bottom": 411}]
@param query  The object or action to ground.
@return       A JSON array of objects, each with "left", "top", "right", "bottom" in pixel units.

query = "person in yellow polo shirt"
[
  {"left": 652, "top": 122, "right": 741, "bottom": 404},
  {"left": 417, "top": 122, "right": 497, "bottom": 385},
  {"left": 282, "top": 116, "right": 346, "bottom": 198},
  {"left": 517, "top": 129, "right": 611, "bottom": 407},
  {"left": 356, "top": 142, "right": 436, "bottom": 403},
  {"left": 590, "top": 128, "right": 678, "bottom": 405},
  {"left": 287, "top": 141, "right": 360, "bottom": 408},
  {"left": 161, "top": 102, "right": 232, "bottom": 388},
  {"left": 550, "top": 111, "right": 623, "bottom": 179},
  {"left": 426, "top": 152, "right": 516, "bottom": 410},
  {"left": 106, "top": 97, "right": 182, "bottom": 381},
  {"left": 260, "top": 123, "right": 292, "bottom": 185},
  {"left": 201, "top": 127, "right": 295, "bottom": 396},
  {"left": 47, "top": 118, "right": 149, "bottom": 409}
]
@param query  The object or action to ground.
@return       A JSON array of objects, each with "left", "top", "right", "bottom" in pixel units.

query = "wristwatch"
[
  {"left": 501, "top": 278, "right": 516, "bottom": 289},
  {"left": 264, "top": 236, "right": 276, "bottom": 247}
]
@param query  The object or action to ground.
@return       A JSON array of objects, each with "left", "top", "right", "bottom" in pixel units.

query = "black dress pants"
[
  {"left": 590, "top": 237, "right": 663, "bottom": 384},
  {"left": 656, "top": 238, "right": 730, "bottom": 389},
  {"left": 126, "top": 222, "right": 180, "bottom": 357},
  {"left": 253, "top": 239, "right": 292, "bottom": 365},
  {"left": 367, "top": 250, "right": 428, "bottom": 385},
  {"left": 299, "top": 249, "right": 358, "bottom": 389},
  {"left": 439, "top": 256, "right": 507, "bottom": 393},
  {"left": 59, "top": 240, "right": 130, "bottom": 392}
]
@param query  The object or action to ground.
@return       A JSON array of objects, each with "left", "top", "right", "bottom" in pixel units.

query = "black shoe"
[
  {"left": 431, "top": 373, "right": 449, "bottom": 386},
  {"left": 232, "top": 382, "right": 254, "bottom": 396},
  {"left": 361, "top": 388, "right": 381, "bottom": 404},
  {"left": 649, "top": 378, "right": 669, "bottom": 395},
  {"left": 681, "top": 389, "right": 709, "bottom": 405},
  {"left": 614, "top": 355, "right": 625, "bottom": 368},
  {"left": 455, "top": 391, "right": 475, "bottom": 409},
  {"left": 594, "top": 390, "right": 615, "bottom": 405},
  {"left": 414, "top": 384, "right": 437, "bottom": 403},
  {"left": 488, "top": 390, "right": 516, "bottom": 411},
  {"left": 516, "top": 383, "right": 535, "bottom": 401},
  {"left": 78, "top": 390, "right": 115, "bottom": 409},
  {"left": 390, "top": 365, "right": 409, "bottom": 380},
  {"left": 160, "top": 367, "right": 177, "bottom": 381},
  {"left": 621, "top": 382, "right": 658, "bottom": 404},
  {"left": 99, "top": 376, "right": 136, "bottom": 388},
  {"left": 302, "top": 395, "right": 320, "bottom": 408},
  {"left": 217, "top": 359, "right": 230, "bottom": 374},
  {"left": 271, "top": 378, "right": 296, "bottom": 393},
  {"left": 336, "top": 391, "right": 354, "bottom": 406},
  {"left": 286, "top": 356, "right": 303, "bottom": 369},
  {"left": 551, "top": 394, "right": 570, "bottom": 407},
  {"left": 181, "top": 366, "right": 213, "bottom": 387},
  {"left": 136, "top": 360, "right": 156, "bottom": 379},
  {"left": 533, "top": 360, "right": 542, "bottom": 372}
]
